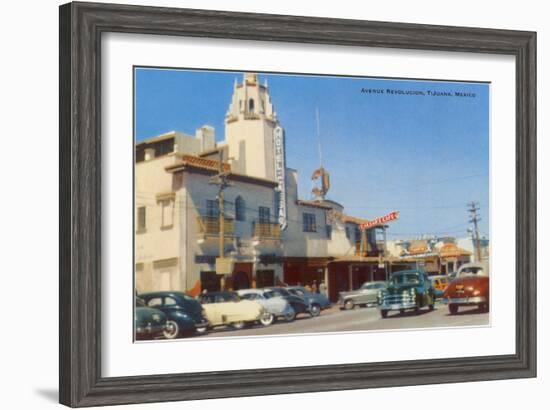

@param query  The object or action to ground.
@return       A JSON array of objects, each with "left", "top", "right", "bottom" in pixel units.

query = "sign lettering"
[
  {"left": 273, "top": 126, "right": 287, "bottom": 230},
  {"left": 359, "top": 211, "right": 399, "bottom": 231}
]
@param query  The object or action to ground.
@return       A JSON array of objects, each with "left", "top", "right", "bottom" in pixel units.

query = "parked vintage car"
[
  {"left": 338, "top": 281, "right": 387, "bottom": 310},
  {"left": 135, "top": 297, "right": 167, "bottom": 340},
  {"left": 197, "top": 291, "right": 271, "bottom": 329},
  {"left": 378, "top": 270, "right": 435, "bottom": 318},
  {"left": 139, "top": 291, "right": 210, "bottom": 339},
  {"left": 286, "top": 286, "right": 332, "bottom": 315},
  {"left": 429, "top": 275, "right": 450, "bottom": 298},
  {"left": 262, "top": 287, "right": 316, "bottom": 317},
  {"left": 443, "top": 262, "right": 489, "bottom": 314},
  {"left": 237, "top": 289, "right": 296, "bottom": 323}
]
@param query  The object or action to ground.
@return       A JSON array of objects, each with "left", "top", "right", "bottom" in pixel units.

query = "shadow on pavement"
[
  {"left": 383, "top": 308, "right": 435, "bottom": 319},
  {"left": 444, "top": 306, "right": 489, "bottom": 316}
]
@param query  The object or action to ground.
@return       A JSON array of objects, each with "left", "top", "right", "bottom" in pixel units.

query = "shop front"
[
  {"left": 283, "top": 257, "right": 333, "bottom": 287},
  {"left": 325, "top": 256, "right": 413, "bottom": 302}
]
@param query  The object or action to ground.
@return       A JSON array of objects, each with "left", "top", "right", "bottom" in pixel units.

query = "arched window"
[
  {"left": 248, "top": 98, "right": 255, "bottom": 113},
  {"left": 235, "top": 196, "right": 246, "bottom": 221}
]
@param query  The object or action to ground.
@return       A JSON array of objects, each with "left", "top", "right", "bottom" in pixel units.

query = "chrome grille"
[{"left": 382, "top": 294, "right": 415, "bottom": 304}]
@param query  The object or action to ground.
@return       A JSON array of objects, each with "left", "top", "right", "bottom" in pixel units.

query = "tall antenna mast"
[{"left": 316, "top": 107, "right": 323, "bottom": 167}]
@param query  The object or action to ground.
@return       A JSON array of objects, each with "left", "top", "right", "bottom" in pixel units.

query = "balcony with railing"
[
  {"left": 252, "top": 221, "right": 281, "bottom": 240},
  {"left": 196, "top": 216, "right": 235, "bottom": 236}
]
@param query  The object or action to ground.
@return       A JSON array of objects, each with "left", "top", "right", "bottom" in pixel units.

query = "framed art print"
[{"left": 59, "top": 2, "right": 536, "bottom": 407}]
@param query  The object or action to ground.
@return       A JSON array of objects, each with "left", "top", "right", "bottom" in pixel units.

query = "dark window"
[
  {"left": 206, "top": 199, "right": 219, "bottom": 218},
  {"left": 135, "top": 148, "right": 145, "bottom": 163},
  {"left": 200, "top": 271, "right": 221, "bottom": 293},
  {"left": 235, "top": 196, "right": 246, "bottom": 221},
  {"left": 137, "top": 206, "right": 146, "bottom": 231},
  {"left": 248, "top": 98, "right": 255, "bottom": 113},
  {"left": 326, "top": 225, "right": 332, "bottom": 239},
  {"left": 155, "top": 138, "right": 175, "bottom": 157},
  {"left": 256, "top": 270, "right": 275, "bottom": 288},
  {"left": 259, "top": 206, "right": 271, "bottom": 223},
  {"left": 303, "top": 213, "right": 317, "bottom": 232},
  {"left": 345, "top": 226, "right": 351, "bottom": 240},
  {"left": 355, "top": 226, "right": 362, "bottom": 243}
]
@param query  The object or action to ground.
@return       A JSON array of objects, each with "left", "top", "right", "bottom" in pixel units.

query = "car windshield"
[
  {"left": 264, "top": 289, "right": 287, "bottom": 299},
  {"left": 217, "top": 293, "right": 239, "bottom": 302},
  {"left": 459, "top": 267, "right": 486, "bottom": 277},
  {"left": 240, "top": 293, "right": 260, "bottom": 300},
  {"left": 362, "top": 283, "right": 384, "bottom": 290},
  {"left": 180, "top": 293, "right": 197, "bottom": 302},
  {"left": 391, "top": 273, "right": 420, "bottom": 285}
]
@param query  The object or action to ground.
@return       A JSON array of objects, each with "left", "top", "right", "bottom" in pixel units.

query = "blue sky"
[{"left": 135, "top": 68, "right": 490, "bottom": 239}]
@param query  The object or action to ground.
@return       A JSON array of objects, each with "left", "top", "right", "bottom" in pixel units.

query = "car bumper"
[
  {"left": 194, "top": 320, "right": 210, "bottom": 329},
  {"left": 136, "top": 324, "right": 166, "bottom": 338},
  {"left": 378, "top": 302, "right": 418, "bottom": 311},
  {"left": 443, "top": 296, "right": 487, "bottom": 305}
]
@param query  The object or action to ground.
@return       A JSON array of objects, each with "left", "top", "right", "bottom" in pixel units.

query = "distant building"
[{"left": 456, "top": 236, "right": 490, "bottom": 263}]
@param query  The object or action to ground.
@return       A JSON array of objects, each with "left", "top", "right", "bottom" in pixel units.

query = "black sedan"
[{"left": 139, "top": 291, "right": 210, "bottom": 339}]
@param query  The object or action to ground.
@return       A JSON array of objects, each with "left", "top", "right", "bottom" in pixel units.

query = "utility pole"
[
  {"left": 209, "top": 149, "right": 232, "bottom": 289},
  {"left": 467, "top": 201, "right": 482, "bottom": 263}
]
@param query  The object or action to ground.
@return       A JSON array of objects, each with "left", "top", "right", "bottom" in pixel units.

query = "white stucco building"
[{"left": 135, "top": 72, "right": 399, "bottom": 300}]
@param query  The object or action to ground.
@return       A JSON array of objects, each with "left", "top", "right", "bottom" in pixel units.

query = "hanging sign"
[
  {"left": 273, "top": 126, "right": 287, "bottom": 230},
  {"left": 359, "top": 211, "right": 399, "bottom": 231}
]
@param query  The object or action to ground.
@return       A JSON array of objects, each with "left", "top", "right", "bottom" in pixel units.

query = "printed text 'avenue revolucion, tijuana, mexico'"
[{"left": 361, "top": 87, "right": 477, "bottom": 97}]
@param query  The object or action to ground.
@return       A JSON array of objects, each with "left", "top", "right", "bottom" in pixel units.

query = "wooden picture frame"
[{"left": 59, "top": 1, "right": 536, "bottom": 407}]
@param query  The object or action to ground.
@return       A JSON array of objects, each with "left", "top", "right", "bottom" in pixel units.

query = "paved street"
[{"left": 199, "top": 301, "right": 489, "bottom": 338}]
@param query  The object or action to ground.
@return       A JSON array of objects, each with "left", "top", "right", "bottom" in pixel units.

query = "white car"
[{"left": 237, "top": 288, "right": 296, "bottom": 322}]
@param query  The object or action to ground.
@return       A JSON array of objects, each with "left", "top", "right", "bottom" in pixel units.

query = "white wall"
[{"left": 1, "top": 1, "right": 546, "bottom": 410}]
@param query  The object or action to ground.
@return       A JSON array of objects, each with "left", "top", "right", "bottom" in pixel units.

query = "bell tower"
[{"left": 224, "top": 73, "right": 280, "bottom": 181}]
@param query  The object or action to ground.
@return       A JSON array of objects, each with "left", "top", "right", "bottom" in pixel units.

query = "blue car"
[
  {"left": 135, "top": 298, "right": 167, "bottom": 340},
  {"left": 286, "top": 286, "right": 332, "bottom": 316},
  {"left": 139, "top": 291, "right": 210, "bottom": 339}
]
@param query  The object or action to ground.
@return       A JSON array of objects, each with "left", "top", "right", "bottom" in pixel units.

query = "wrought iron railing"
[
  {"left": 252, "top": 221, "right": 281, "bottom": 239},
  {"left": 196, "top": 216, "right": 235, "bottom": 235}
]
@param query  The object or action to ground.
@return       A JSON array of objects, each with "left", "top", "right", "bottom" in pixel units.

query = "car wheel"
[
  {"left": 260, "top": 313, "right": 274, "bottom": 326},
  {"left": 449, "top": 304, "right": 459, "bottom": 315},
  {"left": 163, "top": 320, "right": 180, "bottom": 339},
  {"left": 414, "top": 306, "right": 420, "bottom": 315},
  {"left": 380, "top": 310, "right": 388, "bottom": 319},
  {"left": 344, "top": 300, "right": 355, "bottom": 310},
  {"left": 310, "top": 304, "right": 321, "bottom": 317},
  {"left": 283, "top": 309, "right": 296, "bottom": 322},
  {"left": 399, "top": 309, "right": 405, "bottom": 315},
  {"left": 231, "top": 321, "right": 245, "bottom": 330}
]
